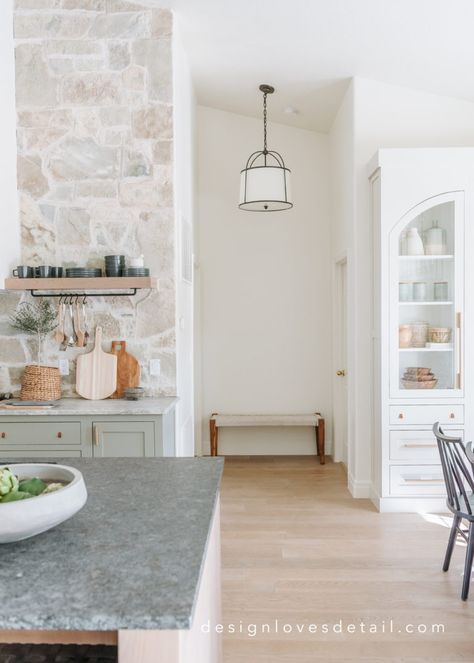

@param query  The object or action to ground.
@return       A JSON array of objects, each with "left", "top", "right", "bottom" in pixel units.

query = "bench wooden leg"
[
  {"left": 210, "top": 416, "right": 218, "bottom": 456},
  {"left": 316, "top": 418, "right": 325, "bottom": 465}
]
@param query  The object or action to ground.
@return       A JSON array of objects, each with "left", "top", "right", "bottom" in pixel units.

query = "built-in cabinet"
[
  {"left": 0, "top": 413, "right": 174, "bottom": 459},
  {"left": 369, "top": 149, "right": 474, "bottom": 512}
]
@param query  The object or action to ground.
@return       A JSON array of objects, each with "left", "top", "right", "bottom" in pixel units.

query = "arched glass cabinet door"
[{"left": 389, "top": 192, "right": 464, "bottom": 399}]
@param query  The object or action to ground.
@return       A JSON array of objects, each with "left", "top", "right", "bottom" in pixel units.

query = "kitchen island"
[{"left": 0, "top": 457, "right": 224, "bottom": 663}]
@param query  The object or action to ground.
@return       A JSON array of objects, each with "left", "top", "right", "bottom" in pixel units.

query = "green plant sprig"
[{"left": 10, "top": 300, "right": 57, "bottom": 366}]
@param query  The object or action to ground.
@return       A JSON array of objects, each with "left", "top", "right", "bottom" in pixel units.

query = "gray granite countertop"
[
  {"left": 0, "top": 397, "right": 178, "bottom": 416},
  {"left": 0, "top": 457, "right": 224, "bottom": 631}
]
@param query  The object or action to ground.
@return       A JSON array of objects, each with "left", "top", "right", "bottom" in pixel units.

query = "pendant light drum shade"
[
  {"left": 239, "top": 84, "right": 293, "bottom": 212},
  {"left": 239, "top": 151, "right": 292, "bottom": 211}
]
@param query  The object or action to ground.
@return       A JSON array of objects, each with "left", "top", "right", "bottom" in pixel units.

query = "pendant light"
[{"left": 239, "top": 84, "right": 293, "bottom": 212}]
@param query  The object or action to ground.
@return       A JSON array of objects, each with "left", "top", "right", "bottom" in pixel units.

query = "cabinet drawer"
[
  {"left": 389, "top": 405, "right": 464, "bottom": 426},
  {"left": 0, "top": 422, "right": 81, "bottom": 446},
  {"left": 0, "top": 449, "right": 82, "bottom": 459},
  {"left": 389, "top": 429, "right": 463, "bottom": 461},
  {"left": 390, "top": 465, "right": 445, "bottom": 496}
]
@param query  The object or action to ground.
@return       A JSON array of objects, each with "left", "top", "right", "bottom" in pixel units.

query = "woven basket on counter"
[{"left": 20, "top": 365, "right": 61, "bottom": 401}]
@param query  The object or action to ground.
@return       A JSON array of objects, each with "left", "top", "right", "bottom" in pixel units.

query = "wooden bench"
[{"left": 209, "top": 413, "right": 325, "bottom": 464}]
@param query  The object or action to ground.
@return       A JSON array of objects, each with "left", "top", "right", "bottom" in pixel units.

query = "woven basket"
[{"left": 20, "top": 365, "right": 61, "bottom": 401}]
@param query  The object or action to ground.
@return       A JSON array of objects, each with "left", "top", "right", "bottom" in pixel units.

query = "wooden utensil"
[
  {"left": 73, "top": 301, "right": 86, "bottom": 348},
  {"left": 55, "top": 300, "right": 65, "bottom": 345},
  {"left": 110, "top": 340, "right": 141, "bottom": 399},
  {"left": 75, "top": 326, "right": 117, "bottom": 400}
]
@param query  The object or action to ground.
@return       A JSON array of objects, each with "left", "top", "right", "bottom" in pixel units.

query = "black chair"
[{"left": 433, "top": 422, "right": 474, "bottom": 600}]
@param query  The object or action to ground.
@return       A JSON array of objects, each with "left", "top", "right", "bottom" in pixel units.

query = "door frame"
[{"left": 333, "top": 252, "right": 349, "bottom": 465}]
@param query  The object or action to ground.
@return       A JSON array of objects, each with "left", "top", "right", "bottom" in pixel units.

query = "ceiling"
[{"left": 153, "top": 0, "right": 474, "bottom": 132}]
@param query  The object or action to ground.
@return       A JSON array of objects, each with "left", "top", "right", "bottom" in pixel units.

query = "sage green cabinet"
[
  {"left": 0, "top": 411, "right": 175, "bottom": 459},
  {"left": 92, "top": 422, "right": 156, "bottom": 457}
]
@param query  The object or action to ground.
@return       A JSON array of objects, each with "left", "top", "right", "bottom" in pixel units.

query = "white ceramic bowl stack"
[{"left": 0, "top": 464, "right": 87, "bottom": 544}]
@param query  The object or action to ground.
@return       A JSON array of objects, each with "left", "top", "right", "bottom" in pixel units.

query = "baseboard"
[
  {"left": 348, "top": 472, "right": 371, "bottom": 498},
  {"left": 201, "top": 439, "right": 333, "bottom": 457}
]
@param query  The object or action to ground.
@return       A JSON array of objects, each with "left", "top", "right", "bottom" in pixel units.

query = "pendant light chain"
[{"left": 263, "top": 90, "right": 268, "bottom": 155}]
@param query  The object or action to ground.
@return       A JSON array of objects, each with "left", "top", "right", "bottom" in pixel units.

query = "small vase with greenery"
[{"left": 10, "top": 300, "right": 57, "bottom": 366}]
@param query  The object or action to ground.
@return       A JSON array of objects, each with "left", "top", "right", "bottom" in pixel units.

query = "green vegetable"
[
  {"left": 18, "top": 478, "right": 47, "bottom": 496},
  {"left": 0, "top": 467, "right": 19, "bottom": 500},
  {"left": 1, "top": 490, "right": 32, "bottom": 503},
  {"left": 42, "top": 482, "right": 64, "bottom": 494}
]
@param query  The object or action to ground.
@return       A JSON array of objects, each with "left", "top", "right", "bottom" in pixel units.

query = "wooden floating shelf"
[{"left": 4, "top": 277, "right": 157, "bottom": 291}]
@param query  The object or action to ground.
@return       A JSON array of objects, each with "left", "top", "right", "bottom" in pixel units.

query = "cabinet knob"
[
  {"left": 449, "top": 413, "right": 455, "bottom": 419},
  {"left": 57, "top": 431, "right": 62, "bottom": 438},
  {"left": 398, "top": 413, "right": 404, "bottom": 420},
  {"left": 1, "top": 432, "right": 5, "bottom": 439},
  {"left": 336, "top": 370, "right": 346, "bottom": 377}
]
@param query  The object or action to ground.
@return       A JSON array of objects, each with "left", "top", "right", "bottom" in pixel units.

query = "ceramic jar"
[
  {"left": 406, "top": 228, "right": 425, "bottom": 256},
  {"left": 411, "top": 321, "right": 429, "bottom": 348},
  {"left": 399, "top": 282, "right": 413, "bottom": 301},
  {"left": 413, "top": 281, "right": 427, "bottom": 301},
  {"left": 424, "top": 221, "right": 446, "bottom": 255},
  {"left": 399, "top": 324, "right": 412, "bottom": 348},
  {"left": 434, "top": 281, "right": 448, "bottom": 301}
]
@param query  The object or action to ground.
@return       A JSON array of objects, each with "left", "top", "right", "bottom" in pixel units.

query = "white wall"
[
  {"left": 197, "top": 106, "right": 331, "bottom": 455},
  {"left": 330, "top": 77, "right": 474, "bottom": 496},
  {"left": 0, "top": 0, "right": 20, "bottom": 281},
  {"left": 173, "top": 20, "right": 197, "bottom": 456}
]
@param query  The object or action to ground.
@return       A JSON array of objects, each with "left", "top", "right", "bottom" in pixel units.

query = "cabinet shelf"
[
  {"left": 399, "top": 301, "right": 452, "bottom": 306},
  {"left": 399, "top": 347, "right": 453, "bottom": 352},
  {"left": 398, "top": 255, "right": 454, "bottom": 260}
]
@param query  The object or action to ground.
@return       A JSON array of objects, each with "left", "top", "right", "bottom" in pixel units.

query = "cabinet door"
[
  {"left": 92, "top": 421, "right": 155, "bottom": 457},
  {"left": 390, "top": 192, "right": 464, "bottom": 398}
]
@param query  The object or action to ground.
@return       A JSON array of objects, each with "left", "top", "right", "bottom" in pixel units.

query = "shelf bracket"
[{"left": 28, "top": 289, "right": 138, "bottom": 298}]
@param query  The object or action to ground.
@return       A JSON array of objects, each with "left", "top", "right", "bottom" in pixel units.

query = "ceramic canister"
[
  {"left": 406, "top": 228, "right": 425, "bottom": 256},
  {"left": 434, "top": 281, "right": 448, "bottom": 301},
  {"left": 413, "top": 282, "right": 427, "bottom": 302},
  {"left": 411, "top": 321, "right": 429, "bottom": 348},
  {"left": 399, "top": 282, "right": 413, "bottom": 301},
  {"left": 424, "top": 222, "right": 446, "bottom": 256},
  {"left": 399, "top": 324, "right": 412, "bottom": 348}
]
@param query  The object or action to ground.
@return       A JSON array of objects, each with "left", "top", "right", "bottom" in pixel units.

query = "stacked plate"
[
  {"left": 66, "top": 268, "right": 102, "bottom": 278},
  {"left": 105, "top": 255, "right": 125, "bottom": 277},
  {"left": 402, "top": 367, "right": 438, "bottom": 389},
  {"left": 121, "top": 267, "right": 150, "bottom": 277}
]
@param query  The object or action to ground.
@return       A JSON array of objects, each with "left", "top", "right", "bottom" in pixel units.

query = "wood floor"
[{"left": 219, "top": 456, "right": 474, "bottom": 662}]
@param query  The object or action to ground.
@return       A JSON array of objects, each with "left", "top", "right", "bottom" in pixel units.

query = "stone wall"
[{"left": 0, "top": 0, "right": 176, "bottom": 397}]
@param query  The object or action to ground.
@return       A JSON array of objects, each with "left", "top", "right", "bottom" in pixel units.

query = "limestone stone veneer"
[{"left": 0, "top": 1, "right": 176, "bottom": 398}]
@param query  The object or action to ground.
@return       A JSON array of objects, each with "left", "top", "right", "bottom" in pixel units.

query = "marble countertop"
[
  {"left": 0, "top": 397, "right": 178, "bottom": 416},
  {"left": 0, "top": 457, "right": 224, "bottom": 631}
]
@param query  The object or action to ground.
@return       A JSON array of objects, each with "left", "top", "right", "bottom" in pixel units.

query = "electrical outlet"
[
  {"left": 58, "top": 358, "right": 69, "bottom": 376},
  {"left": 149, "top": 359, "right": 161, "bottom": 376}
]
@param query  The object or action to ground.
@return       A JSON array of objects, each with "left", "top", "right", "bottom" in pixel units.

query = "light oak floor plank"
[{"left": 220, "top": 456, "right": 474, "bottom": 662}]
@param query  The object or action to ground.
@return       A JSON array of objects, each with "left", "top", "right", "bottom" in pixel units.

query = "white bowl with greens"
[{"left": 0, "top": 464, "right": 87, "bottom": 543}]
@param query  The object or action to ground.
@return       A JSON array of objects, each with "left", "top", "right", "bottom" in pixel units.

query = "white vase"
[{"left": 406, "top": 228, "right": 424, "bottom": 256}]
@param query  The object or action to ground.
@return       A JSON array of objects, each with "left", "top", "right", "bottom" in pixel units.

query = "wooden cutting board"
[
  {"left": 110, "top": 340, "right": 140, "bottom": 399},
  {"left": 76, "top": 326, "right": 117, "bottom": 400}
]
